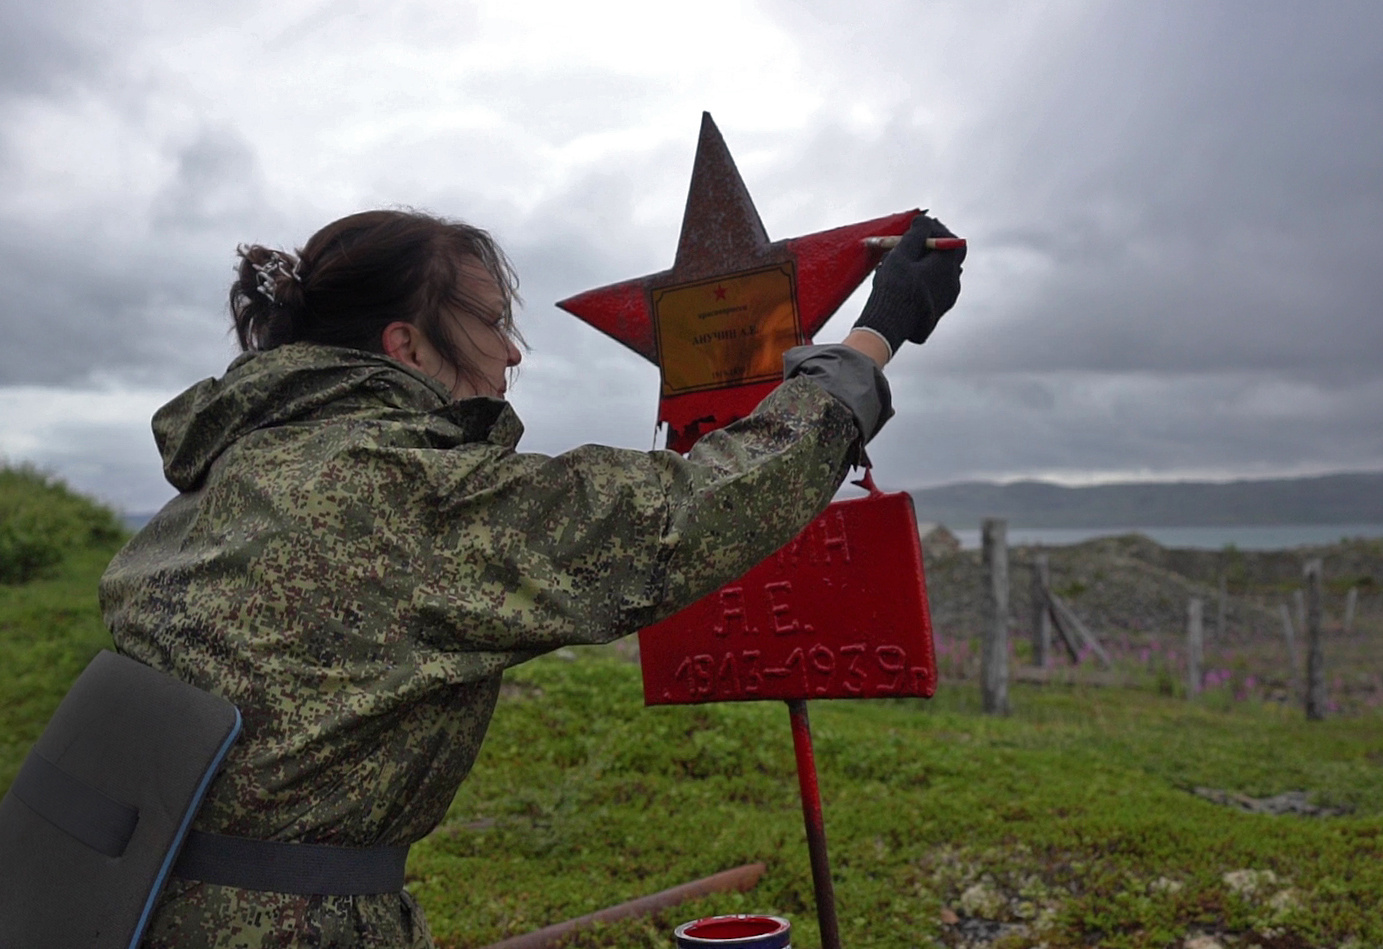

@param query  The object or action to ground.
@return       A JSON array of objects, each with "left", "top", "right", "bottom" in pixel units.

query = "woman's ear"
[{"left": 381, "top": 321, "right": 426, "bottom": 368}]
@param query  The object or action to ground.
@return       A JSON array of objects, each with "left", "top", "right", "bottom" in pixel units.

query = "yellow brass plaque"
[{"left": 652, "top": 264, "right": 801, "bottom": 396}]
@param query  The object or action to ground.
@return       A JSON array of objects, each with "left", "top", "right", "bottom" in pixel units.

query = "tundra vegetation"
[{"left": 1, "top": 465, "right": 1379, "bottom": 949}]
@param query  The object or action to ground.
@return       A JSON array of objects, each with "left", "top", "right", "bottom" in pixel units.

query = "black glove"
[{"left": 853, "top": 213, "right": 965, "bottom": 353}]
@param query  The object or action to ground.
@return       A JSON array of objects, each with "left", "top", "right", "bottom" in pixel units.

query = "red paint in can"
[{"left": 674, "top": 915, "right": 791, "bottom": 949}]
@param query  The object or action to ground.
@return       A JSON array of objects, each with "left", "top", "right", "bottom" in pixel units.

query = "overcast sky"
[{"left": 2, "top": 0, "right": 1380, "bottom": 513}]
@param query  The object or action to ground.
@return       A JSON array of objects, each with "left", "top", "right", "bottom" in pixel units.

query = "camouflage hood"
[{"left": 153, "top": 343, "right": 522, "bottom": 492}]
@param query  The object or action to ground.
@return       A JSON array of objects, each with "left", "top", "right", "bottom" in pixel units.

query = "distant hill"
[{"left": 907, "top": 472, "right": 1383, "bottom": 529}]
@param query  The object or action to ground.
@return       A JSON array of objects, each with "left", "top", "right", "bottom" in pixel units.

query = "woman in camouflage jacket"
[{"left": 100, "top": 209, "right": 962, "bottom": 948}]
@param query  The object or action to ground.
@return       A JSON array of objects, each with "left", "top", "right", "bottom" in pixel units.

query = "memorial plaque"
[
  {"left": 653, "top": 263, "right": 802, "bottom": 396},
  {"left": 639, "top": 489, "right": 936, "bottom": 706}
]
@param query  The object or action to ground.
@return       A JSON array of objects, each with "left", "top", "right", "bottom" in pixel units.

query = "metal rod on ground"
[
  {"left": 481, "top": 863, "right": 768, "bottom": 949},
  {"left": 787, "top": 699, "right": 842, "bottom": 949},
  {"left": 1031, "top": 553, "right": 1051, "bottom": 669},
  {"left": 1305, "top": 559, "right": 1327, "bottom": 720},
  {"left": 1186, "top": 598, "right": 1204, "bottom": 698},
  {"left": 981, "top": 519, "right": 1010, "bottom": 714}
]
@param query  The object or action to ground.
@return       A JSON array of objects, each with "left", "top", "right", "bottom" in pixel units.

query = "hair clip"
[
  {"left": 236, "top": 246, "right": 297, "bottom": 305},
  {"left": 254, "top": 268, "right": 278, "bottom": 304}
]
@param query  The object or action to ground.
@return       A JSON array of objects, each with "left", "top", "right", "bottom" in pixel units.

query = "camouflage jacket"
[{"left": 100, "top": 343, "right": 864, "bottom": 948}]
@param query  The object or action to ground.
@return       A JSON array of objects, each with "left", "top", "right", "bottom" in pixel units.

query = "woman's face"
[
  {"left": 380, "top": 256, "right": 522, "bottom": 401},
  {"left": 441, "top": 258, "right": 522, "bottom": 400}
]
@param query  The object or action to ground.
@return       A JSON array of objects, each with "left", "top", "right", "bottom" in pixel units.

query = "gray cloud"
[
  {"left": 1, "top": 0, "right": 1382, "bottom": 513},
  {"left": 0, "top": 121, "right": 280, "bottom": 388},
  {"left": 0, "top": 1, "right": 111, "bottom": 97},
  {"left": 773, "top": 2, "right": 1383, "bottom": 364},
  {"left": 152, "top": 127, "right": 268, "bottom": 232},
  {"left": 0, "top": 229, "right": 222, "bottom": 387},
  {"left": 919, "top": 3, "right": 1383, "bottom": 380}
]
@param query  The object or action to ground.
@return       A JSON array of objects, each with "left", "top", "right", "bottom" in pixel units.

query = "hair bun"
[
  {"left": 236, "top": 243, "right": 302, "bottom": 306},
  {"left": 231, "top": 244, "right": 308, "bottom": 350}
]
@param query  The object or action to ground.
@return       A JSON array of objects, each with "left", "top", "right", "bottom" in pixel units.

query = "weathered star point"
[{"left": 556, "top": 112, "right": 920, "bottom": 451}]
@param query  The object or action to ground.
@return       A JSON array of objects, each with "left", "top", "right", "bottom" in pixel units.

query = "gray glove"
[{"left": 853, "top": 213, "right": 965, "bottom": 353}]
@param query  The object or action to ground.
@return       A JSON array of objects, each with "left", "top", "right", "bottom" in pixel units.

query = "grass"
[
  {"left": 0, "top": 463, "right": 125, "bottom": 583},
  {"left": 3, "top": 546, "right": 1381, "bottom": 948},
  {"left": 414, "top": 652, "right": 1383, "bottom": 949},
  {"left": 0, "top": 544, "right": 124, "bottom": 790}
]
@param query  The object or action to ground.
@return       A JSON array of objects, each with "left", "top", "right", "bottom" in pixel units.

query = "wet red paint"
[{"left": 681, "top": 917, "right": 788, "bottom": 940}]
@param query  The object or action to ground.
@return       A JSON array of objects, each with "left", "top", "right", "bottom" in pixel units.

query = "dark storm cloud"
[
  {"left": 455, "top": 138, "right": 696, "bottom": 351},
  {"left": 932, "top": 3, "right": 1382, "bottom": 380},
  {"left": 0, "top": 0, "right": 292, "bottom": 390},
  {"left": 0, "top": 125, "right": 274, "bottom": 387},
  {"left": 763, "top": 2, "right": 1383, "bottom": 381},
  {"left": 0, "top": 223, "right": 224, "bottom": 387},
  {"left": 748, "top": 1, "right": 1383, "bottom": 485}
]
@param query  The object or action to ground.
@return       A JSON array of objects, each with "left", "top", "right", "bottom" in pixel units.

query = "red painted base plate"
[{"left": 639, "top": 489, "right": 937, "bottom": 705}]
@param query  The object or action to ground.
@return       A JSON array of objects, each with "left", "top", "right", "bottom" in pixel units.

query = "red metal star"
[{"left": 557, "top": 112, "right": 919, "bottom": 452}]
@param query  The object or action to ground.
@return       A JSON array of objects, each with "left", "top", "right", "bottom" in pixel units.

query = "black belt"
[
  {"left": 173, "top": 831, "right": 410, "bottom": 896},
  {"left": 13, "top": 744, "right": 408, "bottom": 897}
]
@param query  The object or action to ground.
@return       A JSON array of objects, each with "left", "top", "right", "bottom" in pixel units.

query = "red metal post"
[{"left": 786, "top": 699, "right": 841, "bottom": 949}]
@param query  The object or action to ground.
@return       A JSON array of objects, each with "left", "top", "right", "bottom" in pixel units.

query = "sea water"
[{"left": 951, "top": 523, "right": 1383, "bottom": 551}]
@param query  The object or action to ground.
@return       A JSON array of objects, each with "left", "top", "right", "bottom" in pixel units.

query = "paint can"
[{"left": 674, "top": 915, "right": 791, "bottom": 949}]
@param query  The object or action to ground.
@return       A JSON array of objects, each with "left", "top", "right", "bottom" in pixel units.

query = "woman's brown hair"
[{"left": 231, "top": 209, "right": 523, "bottom": 388}]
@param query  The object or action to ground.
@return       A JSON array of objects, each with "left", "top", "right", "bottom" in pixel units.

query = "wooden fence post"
[
  {"left": 1216, "top": 575, "right": 1228, "bottom": 641},
  {"left": 1030, "top": 553, "right": 1051, "bottom": 668},
  {"left": 1304, "top": 559, "right": 1326, "bottom": 721},
  {"left": 981, "top": 519, "right": 1010, "bottom": 715},
  {"left": 1344, "top": 586, "right": 1358, "bottom": 635},
  {"left": 1279, "top": 603, "right": 1299, "bottom": 702},
  {"left": 1186, "top": 597, "right": 1204, "bottom": 697}
]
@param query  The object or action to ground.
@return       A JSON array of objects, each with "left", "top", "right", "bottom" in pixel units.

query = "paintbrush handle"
[{"left": 865, "top": 236, "right": 967, "bottom": 251}]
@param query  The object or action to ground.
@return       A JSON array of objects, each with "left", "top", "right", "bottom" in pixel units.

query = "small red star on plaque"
[{"left": 557, "top": 112, "right": 919, "bottom": 453}]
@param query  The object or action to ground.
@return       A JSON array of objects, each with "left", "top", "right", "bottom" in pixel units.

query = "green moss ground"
[
  {"left": 3, "top": 547, "right": 1380, "bottom": 948},
  {"left": 0, "top": 544, "right": 123, "bottom": 789},
  {"left": 417, "top": 652, "right": 1383, "bottom": 949}
]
